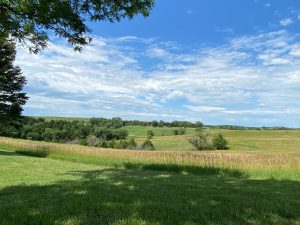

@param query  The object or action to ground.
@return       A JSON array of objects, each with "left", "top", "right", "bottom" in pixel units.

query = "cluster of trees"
[
  {"left": 1, "top": 117, "right": 128, "bottom": 142},
  {"left": 82, "top": 136, "right": 155, "bottom": 151},
  {"left": 205, "top": 125, "right": 298, "bottom": 130},
  {"left": 0, "top": 117, "right": 156, "bottom": 150},
  {"left": 124, "top": 120, "right": 203, "bottom": 128},
  {"left": 188, "top": 130, "right": 228, "bottom": 151}
]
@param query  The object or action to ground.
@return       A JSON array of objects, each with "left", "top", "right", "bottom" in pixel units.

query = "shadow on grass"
[
  {"left": 123, "top": 162, "right": 248, "bottom": 178},
  {"left": 15, "top": 150, "right": 49, "bottom": 158},
  {"left": 0, "top": 168, "right": 299, "bottom": 225},
  {"left": 4, "top": 149, "right": 248, "bottom": 178},
  {"left": 0, "top": 149, "right": 18, "bottom": 156}
]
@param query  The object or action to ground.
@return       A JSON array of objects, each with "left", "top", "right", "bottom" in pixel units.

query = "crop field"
[{"left": 1, "top": 127, "right": 300, "bottom": 225}]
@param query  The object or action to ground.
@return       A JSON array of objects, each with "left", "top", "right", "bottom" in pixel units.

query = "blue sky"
[{"left": 16, "top": 0, "right": 300, "bottom": 127}]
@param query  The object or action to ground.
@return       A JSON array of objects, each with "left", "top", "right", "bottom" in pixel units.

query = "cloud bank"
[{"left": 16, "top": 30, "right": 300, "bottom": 127}]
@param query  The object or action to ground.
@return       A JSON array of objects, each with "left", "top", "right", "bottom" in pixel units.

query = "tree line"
[{"left": 0, "top": 117, "right": 204, "bottom": 150}]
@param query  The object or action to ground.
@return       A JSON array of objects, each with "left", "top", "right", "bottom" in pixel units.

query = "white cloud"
[
  {"left": 279, "top": 18, "right": 293, "bottom": 26},
  {"left": 186, "top": 105, "right": 226, "bottom": 112},
  {"left": 166, "top": 91, "right": 184, "bottom": 100},
  {"left": 16, "top": 30, "right": 300, "bottom": 126}
]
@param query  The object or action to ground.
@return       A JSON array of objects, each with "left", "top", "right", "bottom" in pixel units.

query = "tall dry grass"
[{"left": 1, "top": 137, "right": 299, "bottom": 173}]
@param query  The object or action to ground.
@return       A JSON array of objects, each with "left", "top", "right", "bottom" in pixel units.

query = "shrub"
[
  {"left": 127, "top": 138, "right": 138, "bottom": 149},
  {"left": 174, "top": 128, "right": 185, "bottom": 135},
  {"left": 179, "top": 128, "right": 185, "bottom": 135},
  {"left": 212, "top": 133, "right": 228, "bottom": 150},
  {"left": 142, "top": 139, "right": 155, "bottom": 151},
  {"left": 147, "top": 130, "right": 154, "bottom": 139},
  {"left": 115, "top": 140, "right": 128, "bottom": 149},
  {"left": 66, "top": 139, "right": 81, "bottom": 145},
  {"left": 86, "top": 135, "right": 100, "bottom": 147},
  {"left": 187, "top": 131, "right": 214, "bottom": 151},
  {"left": 26, "top": 132, "right": 42, "bottom": 141}
]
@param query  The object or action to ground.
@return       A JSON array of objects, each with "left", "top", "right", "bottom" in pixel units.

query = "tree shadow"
[
  {"left": 1, "top": 149, "right": 248, "bottom": 178},
  {"left": 123, "top": 162, "right": 248, "bottom": 178},
  {"left": 15, "top": 149, "right": 49, "bottom": 158},
  {"left": 0, "top": 149, "right": 18, "bottom": 156},
  {"left": 0, "top": 168, "right": 299, "bottom": 225}
]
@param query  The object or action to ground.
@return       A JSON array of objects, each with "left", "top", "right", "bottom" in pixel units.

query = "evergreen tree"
[{"left": 0, "top": 37, "right": 28, "bottom": 134}]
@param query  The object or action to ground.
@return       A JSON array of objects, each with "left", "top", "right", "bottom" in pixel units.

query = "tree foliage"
[
  {"left": 142, "top": 139, "right": 155, "bottom": 151},
  {"left": 187, "top": 130, "right": 229, "bottom": 151},
  {"left": 212, "top": 133, "right": 228, "bottom": 150},
  {"left": 0, "top": 36, "right": 28, "bottom": 134},
  {"left": 0, "top": 0, "right": 154, "bottom": 53},
  {"left": 188, "top": 131, "right": 213, "bottom": 151},
  {"left": 147, "top": 130, "right": 154, "bottom": 139}
]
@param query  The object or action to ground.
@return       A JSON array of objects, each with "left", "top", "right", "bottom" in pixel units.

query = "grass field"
[
  {"left": 1, "top": 150, "right": 300, "bottom": 225},
  {"left": 127, "top": 126, "right": 300, "bottom": 152},
  {"left": 1, "top": 128, "right": 300, "bottom": 225}
]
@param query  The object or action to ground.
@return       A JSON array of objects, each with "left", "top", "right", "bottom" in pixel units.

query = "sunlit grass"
[
  {"left": 1, "top": 152, "right": 300, "bottom": 225},
  {"left": 1, "top": 137, "right": 299, "bottom": 180}
]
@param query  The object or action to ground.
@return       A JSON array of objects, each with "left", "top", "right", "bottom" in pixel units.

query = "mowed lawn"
[{"left": 1, "top": 150, "right": 300, "bottom": 225}]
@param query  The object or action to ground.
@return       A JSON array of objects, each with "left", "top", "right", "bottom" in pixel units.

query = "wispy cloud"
[
  {"left": 17, "top": 30, "right": 300, "bottom": 126},
  {"left": 279, "top": 18, "right": 293, "bottom": 26}
]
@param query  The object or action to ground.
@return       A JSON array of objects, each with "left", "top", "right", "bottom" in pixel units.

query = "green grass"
[
  {"left": 1, "top": 128, "right": 300, "bottom": 224},
  {"left": 124, "top": 125, "right": 196, "bottom": 137},
  {"left": 128, "top": 127, "right": 300, "bottom": 152},
  {"left": 1, "top": 151, "right": 300, "bottom": 225}
]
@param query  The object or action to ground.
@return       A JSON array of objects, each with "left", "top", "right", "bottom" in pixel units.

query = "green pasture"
[{"left": 1, "top": 150, "right": 300, "bottom": 225}]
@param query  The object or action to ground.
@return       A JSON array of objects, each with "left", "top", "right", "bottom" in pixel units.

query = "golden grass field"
[{"left": 1, "top": 134, "right": 299, "bottom": 180}]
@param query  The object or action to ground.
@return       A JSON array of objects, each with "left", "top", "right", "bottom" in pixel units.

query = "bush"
[
  {"left": 179, "top": 128, "right": 186, "bottom": 135},
  {"left": 187, "top": 131, "right": 214, "bottom": 151},
  {"left": 142, "top": 139, "right": 155, "bottom": 150},
  {"left": 127, "top": 138, "right": 138, "bottom": 149},
  {"left": 147, "top": 130, "right": 154, "bottom": 139},
  {"left": 26, "top": 132, "right": 42, "bottom": 141},
  {"left": 86, "top": 135, "right": 100, "bottom": 147},
  {"left": 174, "top": 128, "right": 186, "bottom": 135},
  {"left": 212, "top": 133, "right": 228, "bottom": 150},
  {"left": 115, "top": 140, "right": 128, "bottom": 149}
]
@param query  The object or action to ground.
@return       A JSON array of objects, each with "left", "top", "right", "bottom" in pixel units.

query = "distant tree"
[
  {"left": 0, "top": 37, "right": 28, "bottom": 134},
  {"left": 187, "top": 130, "right": 214, "bottom": 151},
  {"left": 86, "top": 135, "right": 100, "bottom": 147},
  {"left": 151, "top": 120, "right": 159, "bottom": 127},
  {"left": 127, "top": 138, "right": 137, "bottom": 149},
  {"left": 195, "top": 121, "right": 204, "bottom": 128},
  {"left": 26, "top": 132, "right": 42, "bottom": 141},
  {"left": 212, "top": 133, "right": 228, "bottom": 150},
  {"left": 147, "top": 130, "right": 154, "bottom": 139},
  {"left": 142, "top": 139, "right": 155, "bottom": 151},
  {"left": 0, "top": 0, "right": 154, "bottom": 53}
]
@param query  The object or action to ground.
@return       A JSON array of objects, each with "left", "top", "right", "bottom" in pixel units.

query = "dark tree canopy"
[
  {"left": 0, "top": 0, "right": 155, "bottom": 53},
  {"left": 0, "top": 37, "right": 28, "bottom": 130}
]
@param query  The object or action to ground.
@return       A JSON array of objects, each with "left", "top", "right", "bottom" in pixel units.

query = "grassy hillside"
[
  {"left": 1, "top": 146, "right": 300, "bottom": 225},
  {"left": 1, "top": 137, "right": 299, "bottom": 180},
  {"left": 129, "top": 128, "right": 300, "bottom": 152},
  {"left": 124, "top": 125, "right": 196, "bottom": 137}
]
